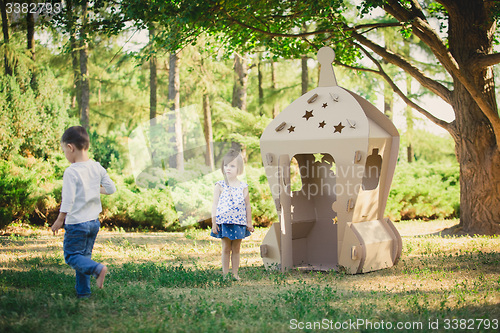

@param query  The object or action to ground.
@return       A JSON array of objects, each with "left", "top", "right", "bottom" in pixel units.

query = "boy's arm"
[
  {"left": 51, "top": 212, "right": 67, "bottom": 235},
  {"left": 100, "top": 186, "right": 110, "bottom": 194},
  {"left": 100, "top": 171, "right": 116, "bottom": 195},
  {"left": 55, "top": 168, "right": 75, "bottom": 234}
]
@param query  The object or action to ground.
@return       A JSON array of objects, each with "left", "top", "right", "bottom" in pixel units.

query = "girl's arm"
[
  {"left": 211, "top": 183, "right": 222, "bottom": 233},
  {"left": 244, "top": 187, "right": 254, "bottom": 232}
]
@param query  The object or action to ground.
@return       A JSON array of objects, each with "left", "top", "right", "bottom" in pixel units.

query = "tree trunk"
[
  {"left": 168, "top": 51, "right": 183, "bottom": 170},
  {"left": 383, "top": 82, "right": 393, "bottom": 120},
  {"left": 26, "top": 4, "right": 36, "bottom": 87},
  {"left": 301, "top": 56, "right": 308, "bottom": 95},
  {"left": 405, "top": 73, "right": 414, "bottom": 163},
  {"left": 382, "top": 31, "right": 393, "bottom": 120},
  {"left": 448, "top": 0, "right": 500, "bottom": 235},
  {"left": 401, "top": 39, "right": 414, "bottom": 163},
  {"left": 67, "top": 0, "right": 80, "bottom": 110},
  {"left": 382, "top": 61, "right": 393, "bottom": 120},
  {"left": 149, "top": 27, "right": 157, "bottom": 126},
  {"left": 257, "top": 55, "right": 264, "bottom": 113},
  {"left": 407, "top": 144, "right": 413, "bottom": 163},
  {"left": 271, "top": 58, "right": 279, "bottom": 118},
  {"left": 0, "top": 0, "right": 12, "bottom": 76},
  {"left": 203, "top": 93, "right": 214, "bottom": 170},
  {"left": 97, "top": 80, "right": 101, "bottom": 106},
  {"left": 232, "top": 53, "right": 248, "bottom": 111},
  {"left": 79, "top": 0, "right": 90, "bottom": 130},
  {"left": 27, "top": 9, "right": 34, "bottom": 60},
  {"left": 453, "top": 93, "right": 500, "bottom": 235}
]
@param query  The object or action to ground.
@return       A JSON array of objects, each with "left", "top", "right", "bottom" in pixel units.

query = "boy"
[{"left": 52, "top": 126, "right": 116, "bottom": 298}]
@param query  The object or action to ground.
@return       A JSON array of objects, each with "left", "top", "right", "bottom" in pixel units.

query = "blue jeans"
[{"left": 63, "top": 219, "right": 104, "bottom": 298}]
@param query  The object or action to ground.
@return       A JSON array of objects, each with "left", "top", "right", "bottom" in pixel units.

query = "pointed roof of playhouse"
[{"left": 260, "top": 47, "right": 398, "bottom": 150}]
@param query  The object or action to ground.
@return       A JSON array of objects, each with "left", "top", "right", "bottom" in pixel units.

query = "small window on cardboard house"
[{"left": 362, "top": 149, "right": 382, "bottom": 190}]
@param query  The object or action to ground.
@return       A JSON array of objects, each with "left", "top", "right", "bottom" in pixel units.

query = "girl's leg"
[
  {"left": 221, "top": 237, "right": 232, "bottom": 276},
  {"left": 231, "top": 239, "right": 242, "bottom": 280}
]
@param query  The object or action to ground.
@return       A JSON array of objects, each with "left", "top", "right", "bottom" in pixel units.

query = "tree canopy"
[{"left": 122, "top": 0, "right": 500, "bottom": 234}]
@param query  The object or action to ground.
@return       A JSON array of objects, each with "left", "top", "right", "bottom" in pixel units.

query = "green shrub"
[
  {"left": 89, "top": 130, "right": 125, "bottom": 171},
  {"left": 0, "top": 69, "right": 70, "bottom": 160},
  {"left": 0, "top": 156, "right": 61, "bottom": 228},
  {"left": 0, "top": 160, "right": 35, "bottom": 228},
  {"left": 246, "top": 166, "right": 278, "bottom": 226},
  {"left": 386, "top": 161, "right": 460, "bottom": 221},
  {"left": 101, "top": 175, "right": 179, "bottom": 230},
  {"left": 0, "top": 155, "right": 460, "bottom": 230}
]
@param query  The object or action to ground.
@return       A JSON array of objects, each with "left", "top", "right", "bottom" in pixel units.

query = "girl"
[{"left": 211, "top": 149, "right": 254, "bottom": 280}]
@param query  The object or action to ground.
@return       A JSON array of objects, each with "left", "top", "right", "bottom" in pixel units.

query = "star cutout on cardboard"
[
  {"left": 303, "top": 110, "right": 314, "bottom": 120},
  {"left": 319, "top": 121, "right": 326, "bottom": 128},
  {"left": 322, "top": 103, "right": 328, "bottom": 108},
  {"left": 334, "top": 122, "right": 345, "bottom": 133},
  {"left": 313, "top": 153, "right": 324, "bottom": 163},
  {"left": 288, "top": 125, "right": 295, "bottom": 133}
]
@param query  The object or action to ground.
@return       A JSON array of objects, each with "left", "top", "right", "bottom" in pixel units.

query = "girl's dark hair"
[{"left": 61, "top": 126, "right": 90, "bottom": 150}]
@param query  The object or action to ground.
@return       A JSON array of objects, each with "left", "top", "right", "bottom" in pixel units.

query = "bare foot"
[
  {"left": 96, "top": 266, "right": 108, "bottom": 289},
  {"left": 233, "top": 275, "right": 240, "bottom": 281}
]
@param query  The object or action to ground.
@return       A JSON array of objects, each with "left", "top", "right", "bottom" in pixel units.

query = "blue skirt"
[{"left": 210, "top": 224, "right": 251, "bottom": 240}]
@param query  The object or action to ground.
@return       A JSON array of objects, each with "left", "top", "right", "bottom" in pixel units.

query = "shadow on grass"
[
  {"left": 108, "top": 262, "right": 234, "bottom": 288},
  {"left": 0, "top": 268, "right": 73, "bottom": 289},
  {"left": 1, "top": 261, "right": 499, "bottom": 332}
]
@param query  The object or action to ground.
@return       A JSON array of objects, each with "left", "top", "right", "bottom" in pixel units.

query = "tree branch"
[
  {"left": 223, "top": 11, "right": 400, "bottom": 40},
  {"left": 354, "top": 43, "right": 453, "bottom": 133},
  {"left": 349, "top": 22, "right": 402, "bottom": 31},
  {"left": 222, "top": 10, "right": 332, "bottom": 38},
  {"left": 383, "top": 0, "right": 460, "bottom": 77},
  {"left": 472, "top": 53, "right": 500, "bottom": 69},
  {"left": 350, "top": 30, "right": 453, "bottom": 104},
  {"left": 335, "top": 62, "right": 379, "bottom": 75},
  {"left": 383, "top": 0, "right": 500, "bottom": 146}
]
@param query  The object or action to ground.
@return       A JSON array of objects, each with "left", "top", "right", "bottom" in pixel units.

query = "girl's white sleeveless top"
[{"left": 215, "top": 180, "right": 248, "bottom": 225}]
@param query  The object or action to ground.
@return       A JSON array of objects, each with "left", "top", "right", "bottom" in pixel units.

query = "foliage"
[
  {"left": 0, "top": 6, "right": 474, "bottom": 231},
  {"left": 50, "top": 0, "right": 126, "bottom": 37},
  {"left": 0, "top": 156, "right": 63, "bottom": 229},
  {"left": 0, "top": 160, "right": 36, "bottom": 229},
  {"left": 88, "top": 130, "right": 124, "bottom": 170},
  {"left": 100, "top": 175, "right": 179, "bottom": 231},
  {"left": 100, "top": 163, "right": 277, "bottom": 230},
  {"left": 120, "top": 0, "right": 500, "bottom": 234},
  {"left": 0, "top": 154, "right": 460, "bottom": 230},
  {"left": 211, "top": 102, "right": 270, "bottom": 156},
  {"left": 246, "top": 166, "right": 278, "bottom": 226},
  {"left": 0, "top": 59, "right": 71, "bottom": 160},
  {"left": 123, "top": 0, "right": 360, "bottom": 62},
  {"left": 387, "top": 160, "right": 460, "bottom": 221},
  {"left": 401, "top": 129, "right": 457, "bottom": 164}
]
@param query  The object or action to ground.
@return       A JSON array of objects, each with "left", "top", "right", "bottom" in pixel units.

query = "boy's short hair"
[
  {"left": 61, "top": 126, "right": 90, "bottom": 150},
  {"left": 221, "top": 149, "right": 244, "bottom": 176}
]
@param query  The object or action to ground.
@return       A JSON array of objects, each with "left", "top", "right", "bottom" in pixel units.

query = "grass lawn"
[{"left": 1, "top": 219, "right": 499, "bottom": 332}]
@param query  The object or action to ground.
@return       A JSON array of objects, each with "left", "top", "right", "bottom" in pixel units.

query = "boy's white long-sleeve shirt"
[{"left": 60, "top": 160, "right": 116, "bottom": 224}]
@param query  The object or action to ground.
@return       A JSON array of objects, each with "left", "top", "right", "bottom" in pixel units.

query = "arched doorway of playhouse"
[{"left": 289, "top": 153, "right": 338, "bottom": 271}]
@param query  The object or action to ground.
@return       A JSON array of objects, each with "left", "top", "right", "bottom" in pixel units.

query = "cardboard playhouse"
[{"left": 259, "top": 47, "right": 402, "bottom": 274}]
